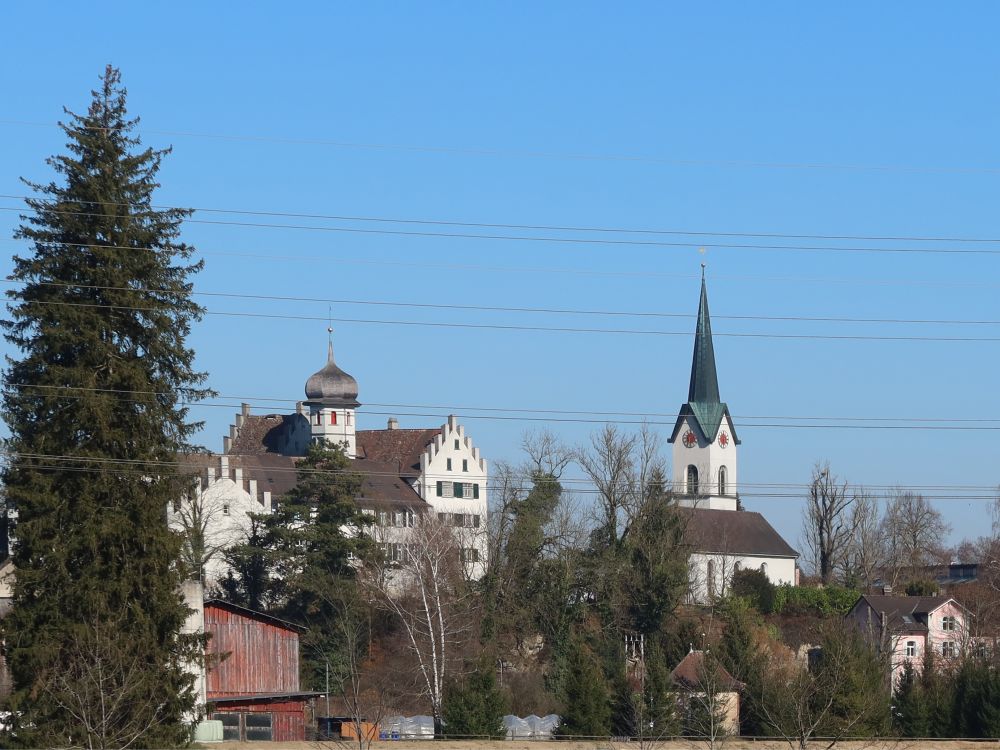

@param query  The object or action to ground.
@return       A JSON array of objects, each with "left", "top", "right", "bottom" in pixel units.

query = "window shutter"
[
  {"left": 436, "top": 481, "right": 443, "bottom": 497},
  {"left": 473, "top": 484, "right": 480, "bottom": 499},
  {"left": 454, "top": 482, "right": 463, "bottom": 498}
]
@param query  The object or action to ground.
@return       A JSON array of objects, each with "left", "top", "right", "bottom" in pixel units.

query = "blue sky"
[{"left": 2, "top": 3, "right": 999, "bottom": 551}]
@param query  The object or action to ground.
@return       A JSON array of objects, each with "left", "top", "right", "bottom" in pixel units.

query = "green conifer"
[
  {"left": 2, "top": 65, "right": 210, "bottom": 746},
  {"left": 558, "top": 632, "right": 611, "bottom": 737},
  {"left": 442, "top": 660, "right": 508, "bottom": 738}
]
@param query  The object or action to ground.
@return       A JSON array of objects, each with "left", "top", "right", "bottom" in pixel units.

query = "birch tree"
[{"left": 362, "top": 515, "right": 474, "bottom": 728}]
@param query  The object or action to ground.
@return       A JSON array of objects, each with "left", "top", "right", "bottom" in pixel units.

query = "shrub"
[
  {"left": 772, "top": 585, "right": 859, "bottom": 617},
  {"left": 730, "top": 568, "right": 777, "bottom": 614}
]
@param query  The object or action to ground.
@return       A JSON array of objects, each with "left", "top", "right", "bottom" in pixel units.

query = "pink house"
[{"left": 847, "top": 594, "right": 970, "bottom": 682}]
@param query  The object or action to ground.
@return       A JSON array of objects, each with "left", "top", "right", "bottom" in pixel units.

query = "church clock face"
[
  {"left": 682, "top": 430, "right": 697, "bottom": 448},
  {"left": 718, "top": 430, "right": 730, "bottom": 448}
]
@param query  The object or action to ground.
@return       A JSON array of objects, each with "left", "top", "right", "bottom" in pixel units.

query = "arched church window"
[
  {"left": 686, "top": 465, "right": 699, "bottom": 495},
  {"left": 718, "top": 465, "right": 728, "bottom": 496}
]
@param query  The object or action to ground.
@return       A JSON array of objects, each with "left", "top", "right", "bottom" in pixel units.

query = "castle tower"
[
  {"left": 303, "top": 332, "right": 360, "bottom": 457},
  {"left": 668, "top": 270, "right": 740, "bottom": 510}
]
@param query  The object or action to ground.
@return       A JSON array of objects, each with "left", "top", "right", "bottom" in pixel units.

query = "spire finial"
[
  {"left": 701, "top": 262, "right": 706, "bottom": 280},
  {"left": 327, "top": 306, "right": 335, "bottom": 362}
]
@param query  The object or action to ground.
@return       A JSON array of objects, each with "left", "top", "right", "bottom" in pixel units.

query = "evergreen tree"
[
  {"left": 558, "top": 632, "right": 612, "bottom": 737},
  {"left": 893, "top": 661, "right": 928, "bottom": 737},
  {"left": 442, "top": 660, "right": 508, "bottom": 738},
  {"left": 1, "top": 66, "right": 210, "bottom": 746},
  {"left": 265, "top": 441, "right": 373, "bottom": 688}
]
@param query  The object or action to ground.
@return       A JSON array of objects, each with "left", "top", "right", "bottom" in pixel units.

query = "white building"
[
  {"left": 668, "top": 271, "right": 798, "bottom": 603},
  {"left": 169, "top": 335, "right": 489, "bottom": 586}
]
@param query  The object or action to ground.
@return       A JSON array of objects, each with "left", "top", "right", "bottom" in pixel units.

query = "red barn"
[{"left": 204, "top": 599, "right": 318, "bottom": 742}]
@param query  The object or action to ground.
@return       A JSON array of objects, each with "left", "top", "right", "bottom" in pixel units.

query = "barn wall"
[
  {"left": 205, "top": 605, "right": 300, "bottom": 695},
  {"left": 212, "top": 699, "right": 307, "bottom": 742}
]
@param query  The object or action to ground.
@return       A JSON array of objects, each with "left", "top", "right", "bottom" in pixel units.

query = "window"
[
  {"left": 453, "top": 482, "right": 464, "bottom": 498},
  {"left": 942, "top": 616, "right": 957, "bottom": 632},
  {"left": 718, "top": 465, "right": 728, "bottom": 496},
  {"left": 314, "top": 413, "right": 322, "bottom": 426},
  {"left": 436, "top": 481, "right": 453, "bottom": 498},
  {"left": 447, "top": 458, "right": 452, "bottom": 471},
  {"left": 346, "top": 412, "right": 352, "bottom": 426},
  {"left": 707, "top": 560, "right": 716, "bottom": 599},
  {"left": 381, "top": 543, "right": 408, "bottom": 563},
  {"left": 942, "top": 641, "right": 958, "bottom": 658},
  {"left": 222, "top": 504, "right": 230, "bottom": 516},
  {"left": 453, "top": 513, "right": 465, "bottom": 527},
  {"left": 686, "top": 465, "right": 699, "bottom": 495},
  {"left": 378, "top": 511, "right": 388, "bottom": 527},
  {"left": 906, "top": 641, "right": 917, "bottom": 657},
  {"left": 438, "top": 512, "right": 449, "bottom": 524},
  {"left": 460, "top": 548, "right": 480, "bottom": 563},
  {"left": 462, "top": 459, "right": 468, "bottom": 472},
  {"left": 330, "top": 411, "right": 337, "bottom": 425},
  {"left": 454, "top": 439, "right": 460, "bottom": 449},
  {"left": 463, "top": 482, "right": 475, "bottom": 498}
]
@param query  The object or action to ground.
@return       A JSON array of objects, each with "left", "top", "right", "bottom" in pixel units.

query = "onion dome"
[{"left": 304, "top": 341, "right": 360, "bottom": 407}]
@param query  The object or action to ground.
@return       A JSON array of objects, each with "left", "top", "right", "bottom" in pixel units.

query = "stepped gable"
[
  {"left": 680, "top": 507, "right": 798, "bottom": 558},
  {"left": 356, "top": 428, "right": 441, "bottom": 477}
]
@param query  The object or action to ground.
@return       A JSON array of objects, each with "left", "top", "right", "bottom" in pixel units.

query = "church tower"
[
  {"left": 303, "top": 331, "right": 360, "bottom": 457},
  {"left": 668, "top": 270, "right": 740, "bottom": 510}
]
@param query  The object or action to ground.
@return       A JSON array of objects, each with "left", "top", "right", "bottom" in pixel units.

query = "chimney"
[
  {"left": 222, "top": 436, "right": 232, "bottom": 454},
  {"left": 387, "top": 417, "right": 399, "bottom": 430},
  {"left": 242, "top": 402, "right": 251, "bottom": 417}
]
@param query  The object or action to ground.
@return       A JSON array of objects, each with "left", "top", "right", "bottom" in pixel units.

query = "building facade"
[{"left": 168, "top": 336, "right": 489, "bottom": 587}]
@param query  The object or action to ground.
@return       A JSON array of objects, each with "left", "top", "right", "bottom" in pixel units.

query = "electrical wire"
[
  {"left": 5, "top": 204, "right": 1000, "bottom": 255},
  {"left": 13, "top": 298, "right": 1000, "bottom": 342},
  {"left": 4, "top": 278, "right": 1000, "bottom": 327},
  {"left": 5, "top": 192, "right": 1000, "bottom": 245}
]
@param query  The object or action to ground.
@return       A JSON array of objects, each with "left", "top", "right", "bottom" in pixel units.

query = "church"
[
  {"left": 669, "top": 271, "right": 798, "bottom": 603},
  {"left": 169, "top": 337, "right": 489, "bottom": 587}
]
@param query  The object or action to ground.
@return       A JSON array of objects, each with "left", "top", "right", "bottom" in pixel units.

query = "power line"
[
  {"left": 6, "top": 383, "right": 1000, "bottom": 430},
  {"left": 4, "top": 279, "right": 1000, "bottom": 327},
  {"left": 3, "top": 237, "right": 999, "bottom": 290},
  {"left": 15, "top": 298, "right": 1000, "bottom": 342},
  {"left": 3, "top": 450, "right": 998, "bottom": 497},
  {"left": 5, "top": 192, "right": 1000, "bottom": 245},
  {"left": 5, "top": 204, "right": 1000, "bottom": 256},
  {"left": 3, "top": 119, "right": 1000, "bottom": 176}
]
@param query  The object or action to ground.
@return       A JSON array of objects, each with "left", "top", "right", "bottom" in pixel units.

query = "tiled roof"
[
  {"left": 356, "top": 428, "right": 441, "bottom": 476},
  {"left": 671, "top": 651, "right": 741, "bottom": 692},
  {"left": 855, "top": 594, "right": 957, "bottom": 633},
  {"left": 229, "top": 414, "right": 299, "bottom": 455},
  {"left": 679, "top": 507, "right": 798, "bottom": 558},
  {"left": 182, "top": 452, "right": 428, "bottom": 510}
]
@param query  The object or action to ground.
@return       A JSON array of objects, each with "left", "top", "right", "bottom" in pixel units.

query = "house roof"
[
  {"left": 679, "top": 507, "right": 798, "bottom": 558},
  {"left": 854, "top": 594, "right": 962, "bottom": 633},
  {"left": 208, "top": 691, "right": 323, "bottom": 704},
  {"left": 671, "top": 651, "right": 741, "bottom": 692},
  {"left": 204, "top": 598, "right": 307, "bottom": 633},
  {"left": 356, "top": 428, "right": 441, "bottom": 476},
  {"left": 229, "top": 413, "right": 300, "bottom": 455}
]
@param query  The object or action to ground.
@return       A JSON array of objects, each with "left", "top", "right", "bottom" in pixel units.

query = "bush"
[
  {"left": 730, "top": 568, "right": 777, "bottom": 614},
  {"left": 772, "top": 585, "right": 859, "bottom": 617},
  {"left": 905, "top": 579, "right": 939, "bottom": 597}
]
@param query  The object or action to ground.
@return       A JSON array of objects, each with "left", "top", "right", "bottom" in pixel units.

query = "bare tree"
[
  {"left": 842, "top": 488, "right": 886, "bottom": 589},
  {"left": 577, "top": 423, "right": 664, "bottom": 545},
  {"left": 678, "top": 649, "right": 739, "bottom": 750},
  {"left": 880, "top": 490, "right": 951, "bottom": 587},
  {"left": 361, "top": 515, "right": 475, "bottom": 728},
  {"left": 37, "top": 618, "right": 190, "bottom": 750},
  {"left": 753, "top": 624, "right": 890, "bottom": 750},
  {"left": 169, "top": 474, "right": 251, "bottom": 583},
  {"left": 800, "top": 463, "right": 854, "bottom": 584}
]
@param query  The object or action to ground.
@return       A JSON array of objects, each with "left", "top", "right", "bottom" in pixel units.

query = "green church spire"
[{"left": 688, "top": 266, "right": 721, "bottom": 404}]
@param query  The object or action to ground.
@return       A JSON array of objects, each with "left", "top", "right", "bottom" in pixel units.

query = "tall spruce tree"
[{"left": 2, "top": 66, "right": 210, "bottom": 746}]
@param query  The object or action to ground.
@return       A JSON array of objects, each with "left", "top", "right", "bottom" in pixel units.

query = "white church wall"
[
  {"left": 688, "top": 552, "right": 796, "bottom": 604},
  {"left": 673, "top": 415, "right": 738, "bottom": 510}
]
